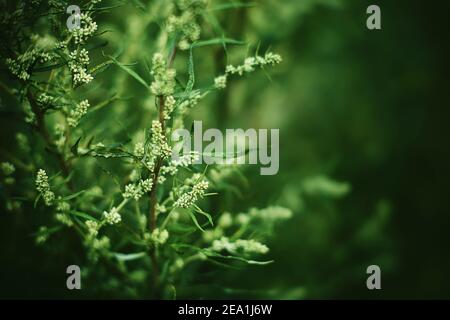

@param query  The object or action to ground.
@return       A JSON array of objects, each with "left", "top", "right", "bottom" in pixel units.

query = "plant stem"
[
  {"left": 26, "top": 89, "right": 74, "bottom": 191},
  {"left": 148, "top": 46, "right": 177, "bottom": 289}
]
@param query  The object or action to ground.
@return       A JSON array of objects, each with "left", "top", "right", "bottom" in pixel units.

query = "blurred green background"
[{"left": 1, "top": 0, "right": 450, "bottom": 299}]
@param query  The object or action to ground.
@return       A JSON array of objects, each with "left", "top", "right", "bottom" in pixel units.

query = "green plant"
[{"left": 0, "top": 0, "right": 291, "bottom": 298}]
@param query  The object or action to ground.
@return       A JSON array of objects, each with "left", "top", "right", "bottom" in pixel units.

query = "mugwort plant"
[{"left": 0, "top": 0, "right": 291, "bottom": 298}]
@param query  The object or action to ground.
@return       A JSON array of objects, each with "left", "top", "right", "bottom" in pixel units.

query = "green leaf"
[
  {"left": 33, "top": 62, "right": 66, "bottom": 72},
  {"left": 60, "top": 190, "right": 86, "bottom": 201},
  {"left": 211, "top": 253, "right": 274, "bottom": 266},
  {"left": 71, "top": 137, "right": 82, "bottom": 156},
  {"left": 185, "top": 47, "right": 195, "bottom": 94},
  {"left": 34, "top": 194, "right": 42, "bottom": 208},
  {"left": 193, "top": 204, "right": 214, "bottom": 227},
  {"left": 108, "top": 55, "right": 149, "bottom": 88},
  {"left": 188, "top": 210, "right": 205, "bottom": 232},
  {"left": 83, "top": 144, "right": 134, "bottom": 159},
  {"left": 90, "top": 60, "right": 114, "bottom": 75},
  {"left": 69, "top": 211, "right": 98, "bottom": 221},
  {"left": 172, "top": 244, "right": 273, "bottom": 266},
  {"left": 191, "top": 38, "right": 245, "bottom": 49},
  {"left": 113, "top": 252, "right": 147, "bottom": 262}
]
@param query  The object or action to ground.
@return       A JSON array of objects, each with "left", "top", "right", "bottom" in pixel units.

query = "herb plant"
[{"left": 0, "top": 0, "right": 291, "bottom": 298}]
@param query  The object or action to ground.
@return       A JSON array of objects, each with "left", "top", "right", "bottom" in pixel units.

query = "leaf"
[
  {"left": 33, "top": 62, "right": 66, "bottom": 72},
  {"left": 113, "top": 252, "right": 147, "bottom": 262},
  {"left": 185, "top": 47, "right": 195, "bottom": 94},
  {"left": 71, "top": 136, "right": 82, "bottom": 156},
  {"left": 34, "top": 194, "right": 42, "bottom": 208},
  {"left": 172, "top": 244, "right": 273, "bottom": 266},
  {"left": 60, "top": 190, "right": 86, "bottom": 201},
  {"left": 193, "top": 204, "right": 214, "bottom": 227},
  {"left": 188, "top": 210, "right": 205, "bottom": 232},
  {"left": 86, "top": 3, "right": 126, "bottom": 12},
  {"left": 83, "top": 144, "right": 134, "bottom": 159},
  {"left": 191, "top": 38, "right": 245, "bottom": 49},
  {"left": 86, "top": 39, "right": 109, "bottom": 51},
  {"left": 210, "top": 252, "right": 274, "bottom": 265},
  {"left": 90, "top": 60, "right": 114, "bottom": 75},
  {"left": 69, "top": 211, "right": 98, "bottom": 221},
  {"left": 108, "top": 55, "right": 149, "bottom": 88}
]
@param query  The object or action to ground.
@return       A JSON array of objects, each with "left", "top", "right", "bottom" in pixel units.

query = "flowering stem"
[{"left": 148, "top": 46, "right": 177, "bottom": 288}]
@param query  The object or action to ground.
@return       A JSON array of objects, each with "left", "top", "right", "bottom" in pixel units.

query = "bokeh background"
[{"left": 1, "top": 0, "right": 450, "bottom": 299}]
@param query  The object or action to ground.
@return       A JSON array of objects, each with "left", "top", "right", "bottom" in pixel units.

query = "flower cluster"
[
  {"left": 103, "top": 207, "right": 121, "bottom": 225},
  {"left": 302, "top": 175, "right": 351, "bottom": 198},
  {"left": 146, "top": 120, "right": 171, "bottom": 169},
  {"left": 36, "top": 226, "right": 49, "bottom": 245},
  {"left": 54, "top": 124, "right": 66, "bottom": 151},
  {"left": 166, "top": 0, "right": 208, "bottom": 50},
  {"left": 174, "top": 175, "right": 209, "bottom": 208},
  {"left": 212, "top": 237, "right": 269, "bottom": 255},
  {"left": 68, "top": 100, "right": 90, "bottom": 127},
  {"left": 151, "top": 228, "right": 169, "bottom": 245},
  {"left": 37, "top": 93, "right": 57, "bottom": 109},
  {"left": 1, "top": 162, "right": 15, "bottom": 176},
  {"left": 163, "top": 95, "right": 176, "bottom": 120},
  {"left": 245, "top": 206, "right": 293, "bottom": 223},
  {"left": 123, "top": 183, "right": 144, "bottom": 201},
  {"left": 122, "top": 178, "right": 154, "bottom": 201},
  {"left": 35, "top": 169, "right": 55, "bottom": 206},
  {"left": 178, "top": 90, "right": 207, "bottom": 113},
  {"left": 6, "top": 49, "right": 53, "bottom": 80},
  {"left": 150, "top": 53, "right": 176, "bottom": 96},
  {"left": 158, "top": 153, "right": 199, "bottom": 184},
  {"left": 134, "top": 142, "right": 145, "bottom": 158},
  {"left": 70, "top": 13, "right": 98, "bottom": 44},
  {"left": 215, "top": 52, "right": 282, "bottom": 89},
  {"left": 214, "top": 75, "right": 227, "bottom": 89},
  {"left": 1, "top": 162, "right": 15, "bottom": 185},
  {"left": 55, "top": 213, "right": 73, "bottom": 227},
  {"left": 171, "top": 152, "right": 199, "bottom": 167},
  {"left": 86, "top": 220, "right": 100, "bottom": 237},
  {"left": 16, "top": 133, "right": 30, "bottom": 153},
  {"left": 56, "top": 201, "right": 70, "bottom": 212},
  {"left": 23, "top": 101, "right": 36, "bottom": 124},
  {"left": 68, "top": 49, "right": 93, "bottom": 87},
  {"left": 86, "top": 236, "right": 110, "bottom": 262}
]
